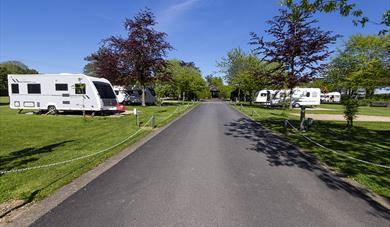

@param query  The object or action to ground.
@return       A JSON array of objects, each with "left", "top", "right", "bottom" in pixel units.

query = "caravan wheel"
[{"left": 47, "top": 105, "right": 57, "bottom": 115}]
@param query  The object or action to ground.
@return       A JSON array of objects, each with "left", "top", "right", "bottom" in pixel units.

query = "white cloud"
[
  {"left": 166, "top": 0, "right": 200, "bottom": 14},
  {"left": 157, "top": 0, "right": 201, "bottom": 30}
]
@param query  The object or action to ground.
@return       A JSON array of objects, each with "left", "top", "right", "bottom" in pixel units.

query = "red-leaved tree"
[
  {"left": 89, "top": 8, "right": 173, "bottom": 106},
  {"left": 250, "top": 9, "right": 340, "bottom": 108}
]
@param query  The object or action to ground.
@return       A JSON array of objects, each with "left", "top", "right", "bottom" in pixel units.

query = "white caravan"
[
  {"left": 127, "top": 87, "right": 156, "bottom": 105},
  {"left": 113, "top": 86, "right": 129, "bottom": 104},
  {"left": 291, "top": 88, "right": 321, "bottom": 107},
  {"left": 8, "top": 74, "right": 118, "bottom": 113},
  {"left": 255, "top": 88, "right": 321, "bottom": 107},
  {"left": 254, "top": 90, "right": 279, "bottom": 105},
  {"left": 320, "top": 92, "right": 341, "bottom": 103}
]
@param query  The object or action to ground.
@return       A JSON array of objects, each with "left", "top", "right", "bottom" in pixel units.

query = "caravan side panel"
[{"left": 8, "top": 74, "right": 104, "bottom": 111}]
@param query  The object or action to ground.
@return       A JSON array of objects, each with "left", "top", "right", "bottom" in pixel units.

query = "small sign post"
[
  {"left": 134, "top": 108, "right": 139, "bottom": 127},
  {"left": 300, "top": 106, "right": 306, "bottom": 131}
]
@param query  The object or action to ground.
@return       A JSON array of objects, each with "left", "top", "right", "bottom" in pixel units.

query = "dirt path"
[{"left": 291, "top": 113, "right": 390, "bottom": 122}]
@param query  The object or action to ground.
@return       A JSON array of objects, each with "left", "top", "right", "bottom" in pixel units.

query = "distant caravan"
[
  {"left": 320, "top": 92, "right": 341, "bottom": 103},
  {"left": 8, "top": 74, "right": 119, "bottom": 114},
  {"left": 254, "top": 88, "right": 321, "bottom": 107}
]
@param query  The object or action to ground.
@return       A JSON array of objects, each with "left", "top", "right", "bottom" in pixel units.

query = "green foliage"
[
  {"left": 342, "top": 95, "right": 359, "bottom": 127},
  {"left": 325, "top": 34, "right": 390, "bottom": 96},
  {"left": 0, "top": 61, "right": 39, "bottom": 95},
  {"left": 206, "top": 76, "right": 231, "bottom": 99},
  {"left": 156, "top": 60, "right": 208, "bottom": 100},
  {"left": 0, "top": 103, "right": 195, "bottom": 203},
  {"left": 83, "top": 58, "right": 98, "bottom": 77},
  {"left": 217, "top": 48, "right": 281, "bottom": 102},
  {"left": 282, "top": 0, "right": 389, "bottom": 34}
]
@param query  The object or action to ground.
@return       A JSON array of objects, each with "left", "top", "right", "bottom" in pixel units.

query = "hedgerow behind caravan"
[{"left": 8, "top": 74, "right": 118, "bottom": 113}]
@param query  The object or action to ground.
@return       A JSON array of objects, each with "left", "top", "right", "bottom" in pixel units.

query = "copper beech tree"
[
  {"left": 89, "top": 9, "right": 172, "bottom": 106},
  {"left": 250, "top": 9, "right": 340, "bottom": 108}
]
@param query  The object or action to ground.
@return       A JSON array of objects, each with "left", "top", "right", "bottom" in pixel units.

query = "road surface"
[{"left": 33, "top": 102, "right": 389, "bottom": 226}]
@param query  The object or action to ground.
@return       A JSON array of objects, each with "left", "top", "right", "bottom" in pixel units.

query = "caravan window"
[
  {"left": 75, "top": 83, "right": 86, "bottom": 94},
  {"left": 11, "top": 84, "right": 19, "bottom": 94},
  {"left": 312, "top": 92, "right": 318, "bottom": 97},
  {"left": 27, "top": 84, "right": 41, "bottom": 94},
  {"left": 306, "top": 92, "right": 310, "bottom": 97},
  {"left": 261, "top": 93, "right": 267, "bottom": 97},
  {"left": 93, "top": 81, "right": 116, "bottom": 99},
  {"left": 55, "top": 83, "right": 68, "bottom": 91}
]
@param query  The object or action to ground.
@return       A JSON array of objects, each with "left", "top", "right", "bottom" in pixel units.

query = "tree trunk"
[{"left": 141, "top": 85, "right": 146, "bottom": 107}]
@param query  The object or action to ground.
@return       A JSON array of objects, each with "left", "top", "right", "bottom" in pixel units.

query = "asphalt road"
[{"left": 33, "top": 102, "right": 389, "bottom": 226}]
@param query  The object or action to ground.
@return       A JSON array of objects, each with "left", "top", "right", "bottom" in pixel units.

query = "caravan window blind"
[
  {"left": 27, "top": 84, "right": 41, "bottom": 94},
  {"left": 55, "top": 83, "right": 68, "bottom": 91},
  {"left": 11, "top": 84, "right": 19, "bottom": 94}
]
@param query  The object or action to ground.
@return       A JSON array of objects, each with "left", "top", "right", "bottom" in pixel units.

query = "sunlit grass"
[{"left": 0, "top": 99, "right": 196, "bottom": 203}]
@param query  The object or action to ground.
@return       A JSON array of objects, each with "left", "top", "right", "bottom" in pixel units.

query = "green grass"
[
  {"left": 290, "top": 103, "right": 390, "bottom": 117},
  {"left": 0, "top": 96, "right": 9, "bottom": 106},
  {"left": 232, "top": 103, "right": 390, "bottom": 199},
  {"left": 0, "top": 100, "right": 196, "bottom": 204}
]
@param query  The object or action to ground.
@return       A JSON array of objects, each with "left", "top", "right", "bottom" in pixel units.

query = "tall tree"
[
  {"left": 250, "top": 9, "right": 339, "bottom": 108},
  {"left": 88, "top": 8, "right": 173, "bottom": 106},
  {"left": 83, "top": 56, "right": 98, "bottom": 77}
]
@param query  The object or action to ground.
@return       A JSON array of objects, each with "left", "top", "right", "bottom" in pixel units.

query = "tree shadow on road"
[{"left": 224, "top": 117, "right": 390, "bottom": 220}]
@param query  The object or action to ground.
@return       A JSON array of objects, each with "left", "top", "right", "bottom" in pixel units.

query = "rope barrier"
[
  {"left": 284, "top": 119, "right": 390, "bottom": 169},
  {"left": 0, "top": 107, "right": 176, "bottom": 175},
  {"left": 233, "top": 104, "right": 390, "bottom": 170},
  {"left": 0, "top": 103, "right": 197, "bottom": 175}
]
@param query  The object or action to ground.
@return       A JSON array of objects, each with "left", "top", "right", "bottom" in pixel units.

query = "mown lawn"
[
  {"left": 232, "top": 103, "right": 390, "bottom": 199},
  {"left": 0, "top": 99, "right": 196, "bottom": 204},
  {"left": 290, "top": 103, "right": 390, "bottom": 117}
]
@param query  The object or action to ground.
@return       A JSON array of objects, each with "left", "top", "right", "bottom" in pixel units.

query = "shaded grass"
[
  {"left": 0, "top": 102, "right": 196, "bottom": 204},
  {"left": 291, "top": 103, "right": 390, "bottom": 117},
  {"left": 232, "top": 103, "right": 390, "bottom": 199}
]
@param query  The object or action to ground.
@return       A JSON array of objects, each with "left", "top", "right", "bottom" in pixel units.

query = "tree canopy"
[
  {"left": 325, "top": 34, "right": 390, "bottom": 96},
  {"left": 250, "top": 9, "right": 339, "bottom": 106},
  {"left": 282, "top": 0, "right": 390, "bottom": 34},
  {"left": 155, "top": 60, "right": 208, "bottom": 101},
  {"left": 0, "top": 61, "right": 39, "bottom": 95},
  {"left": 88, "top": 8, "right": 173, "bottom": 106}
]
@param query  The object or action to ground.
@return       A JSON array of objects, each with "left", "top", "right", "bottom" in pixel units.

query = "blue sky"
[{"left": 1, "top": 0, "right": 389, "bottom": 77}]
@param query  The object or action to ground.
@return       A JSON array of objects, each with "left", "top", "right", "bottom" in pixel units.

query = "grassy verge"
[
  {"left": 0, "top": 100, "right": 197, "bottom": 204},
  {"left": 291, "top": 103, "right": 390, "bottom": 117},
  {"left": 0, "top": 96, "right": 8, "bottom": 106},
  {"left": 232, "top": 103, "right": 390, "bottom": 199}
]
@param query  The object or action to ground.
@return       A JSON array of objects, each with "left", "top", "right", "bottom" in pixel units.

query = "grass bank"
[
  {"left": 0, "top": 99, "right": 197, "bottom": 204},
  {"left": 232, "top": 103, "right": 390, "bottom": 199}
]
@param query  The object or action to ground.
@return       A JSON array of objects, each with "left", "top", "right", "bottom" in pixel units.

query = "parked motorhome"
[
  {"left": 8, "top": 74, "right": 118, "bottom": 113},
  {"left": 254, "top": 88, "right": 320, "bottom": 107},
  {"left": 320, "top": 92, "right": 341, "bottom": 103}
]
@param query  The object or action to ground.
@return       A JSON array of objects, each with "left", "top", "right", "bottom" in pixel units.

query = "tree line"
[{"left": 0, "top": 61, "right": 39, "bottom": 96}]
